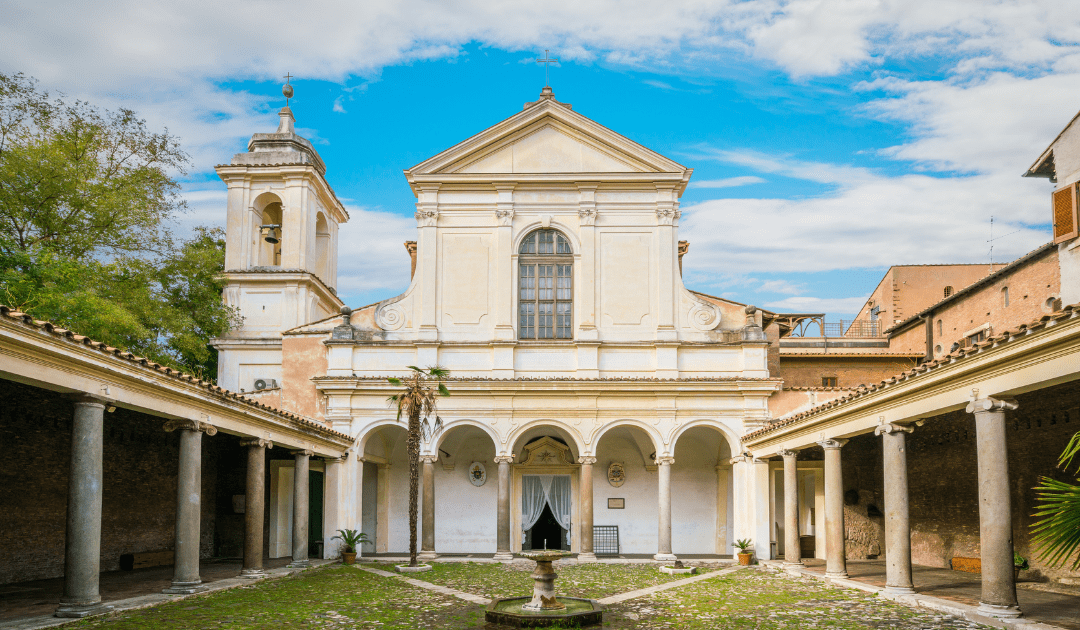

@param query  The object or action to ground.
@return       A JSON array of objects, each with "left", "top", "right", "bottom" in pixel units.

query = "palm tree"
[
  {"left": 1031, "top": 430, "right": 1080, "bottom": 570},
  {"left": 387, "top": 365, "right": 450, "bottom": 567}
]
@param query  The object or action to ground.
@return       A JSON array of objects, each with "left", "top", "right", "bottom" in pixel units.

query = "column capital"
[
  {"left": 777, "top": 448, "right": 798, "bottom": 459},
  {"left": 291, "top": 449, "right": 314, "bottom": 457},
  {"left": 240, "top": 437, "right": 273, "bottom": 449},
  {"left": 69, "top": 393, "right": 108, "bottom": 407},
  {"left": 494, "top": 455, "right": 515, "bottom": 464},
  {"left": 322, "top": 455, "right": 347, "bottom": 464},
  {"left": 656, "top": 456, "right": 675, "bottom": 466},
  {"left": 578, "top": 456, "right": 597, "bottom": 465},
  {"left": 874, "top": 420, "right": 921, "bottom": 436},
  {"left": 420, "top": 455, "right": 438, "bottom": 464},
  {"left": 817, "top": 438, "right": 848, "bottom": 450},
  {"left": 728, "top": 455, "right": 749, "bottom": 465},
  {"left": 966, "top": 397, "right": 1019, "bottom": 414},
  {"left": 163, "top": 418, "right": 218, "bottom": 436}
]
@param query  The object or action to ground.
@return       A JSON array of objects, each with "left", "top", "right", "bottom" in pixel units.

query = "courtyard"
[{"left": 18, "top": 562, "right": 1015, "bottom": 630}]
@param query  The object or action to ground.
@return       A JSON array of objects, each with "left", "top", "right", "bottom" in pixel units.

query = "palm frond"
[
  {"left": 1030, "top": 474, "right": 1080, "bottom": 570},
  {"left": 1059, "top": 431, "right": 1080, "bottom": 472},
  {"left": 388, "top": 377, "right": 402, "bottom": 386},
  {"left": 406, "top": 365, "right": 423, "bottom": 372},
  {"left": 427, "top": 365, "right": 450, "bottom": 378},
  {"left": 438, "top": 382, "right": 450, "bottom": 397}
]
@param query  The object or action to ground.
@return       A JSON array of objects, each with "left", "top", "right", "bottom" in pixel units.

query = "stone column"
[
  {"left": 779, "top": 449, "right": 802, "bottom": 568},
  {"left": 56, "top": 395, "right": 111, "bottom": 618},
  {"left": 818, "top": 438, "right": 849, "bottom": 578},
  {"left": 419, "top": 455, "right": 438, "bottom": 561},
  {"left": 578, "top": 456, "right": 597, "bottom": 562},
  {"left": 493, "top": 456, "right": 514, "bottom": 561},
  {"left": 654, "top": 457, "right": 677, "bottom": 562},
  {"left": 162, "top": 419, "right": 217, "bottom": 594},
  {"left": 289, "top": 449, "right": 313, "bottom": 568},
  {"left": 240, "top": 438, "right": 272, "bottom": 578},
  {"left": 875, "top": 421, "right": 916, "bottom": 595},
  {"left": 968, "top": 397, "right": 1022, "bottom": 618}
]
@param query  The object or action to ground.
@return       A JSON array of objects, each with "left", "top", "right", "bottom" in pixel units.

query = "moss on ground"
[{"left": 62, "top": 563, "right": 993, "bottom": 629}]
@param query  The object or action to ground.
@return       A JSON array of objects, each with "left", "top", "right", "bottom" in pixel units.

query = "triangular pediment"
[{"left": 407, "top": 98, "right": 687, "bottom": 178}]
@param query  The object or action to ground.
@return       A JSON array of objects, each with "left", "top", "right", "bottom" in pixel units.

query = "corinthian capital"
[
  {"left": 578, "top": 456, "right": 597, "bottom": 465},
  {"left": 966, "top": 397, "right": 1019, "bottom": 414},
  {"left": 493, "top": 455, "right": 515, "bottom": 464},
  {"left": 817, "top": 438, "right": 848, "bottom": 450},
  {"left": 777, "top": 448, "right": 798, "bottom": 459},
  {"left": 163, "top": 418, "right": 218, "bottom": 436},
  {"left": 420, "top": 455, "right": 438, "bottom": 464},
  {"left": 415, "top": 209, "right": 439, "bottom": 227}
]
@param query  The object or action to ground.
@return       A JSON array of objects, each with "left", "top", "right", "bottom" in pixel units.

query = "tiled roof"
[
  {"left": 782, "top": 386, "right": 858, "bottom": 392},
  {"left": 0, "top": 305, "right": 351, "bottom": 442},
  {"left": 745, "top": 302, "right": 1080, "bottom": 442}
]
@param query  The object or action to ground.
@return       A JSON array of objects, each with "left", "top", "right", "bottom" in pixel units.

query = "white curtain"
[
  {"left": 521, "top": 474, "right": 573, "bottom": 546},
  {"left": 521, "top": 475, "right": 550, "bottom": 542},
  {"left": 549, "top": 475, "right": 573, "bottom": 546}
]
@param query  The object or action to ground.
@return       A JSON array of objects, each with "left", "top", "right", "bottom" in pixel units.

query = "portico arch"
[
  {"left": 358, "top": 422, "right": 408, "bottom": 554},
  {"left": 431, "top": 418, "right": 501, "bottom": 457},
  {"left": 592, "top": 422, "right": 663, "bottom": 555},
  {"left": 507, "top": 421, "right": 585, "bottom": 460},
  {"left": 590, "top": 419, "right": 663, "bottom": 458},
  {"left": 428, "top": 421, "right": 500, "bottom": 554},
  {"left": 669, "top": 419, "right": 742, "bottom": 460},
  {"left": 672, "top": 424, "right": 736, "bottom": 556}
]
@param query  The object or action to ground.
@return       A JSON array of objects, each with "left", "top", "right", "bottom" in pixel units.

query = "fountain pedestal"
[
  {"left": 484, "top": 550, "right": 603, "bottom": 627},
  {"left": 523, "top": 554, "right": 567, "bottom": 611}
]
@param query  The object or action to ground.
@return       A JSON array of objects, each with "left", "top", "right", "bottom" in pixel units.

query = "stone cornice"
[
  {"left": 214, "top": 162, "right": 349, "bottom": 223},
  {"left": 315, "top": 375, "right": 781, "bottom": 397},
  {"left": 220, "top": 269, "right": 342, "bottom": 308}
]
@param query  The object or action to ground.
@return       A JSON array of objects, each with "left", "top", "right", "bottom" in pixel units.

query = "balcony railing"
[{"left": 787, "top": 318, "right": 884, "bottom": 338}]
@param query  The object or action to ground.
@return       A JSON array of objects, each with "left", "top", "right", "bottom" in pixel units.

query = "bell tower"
[{"left": 213, "top": 84, "right": 348, "bottom": 392}]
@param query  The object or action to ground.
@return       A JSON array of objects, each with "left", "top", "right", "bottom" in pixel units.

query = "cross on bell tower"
[{"left": 536, "top": 50, "right": 559, "bottom": 87}]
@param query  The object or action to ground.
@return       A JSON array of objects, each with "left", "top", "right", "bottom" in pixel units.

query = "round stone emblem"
[
  {"left": 468, "top": 462, "right": 487, "bottom": 487},
  {"left": 607, "top": 461, "right": 625, "bottom": 487}
]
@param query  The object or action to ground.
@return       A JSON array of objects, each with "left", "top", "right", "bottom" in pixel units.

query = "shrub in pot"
[
  {"left": 333, "top": 529, "right": 369, "bottom": 564},
  {"left": 735, "top": 539, "right": 754, "bottom": 565}
]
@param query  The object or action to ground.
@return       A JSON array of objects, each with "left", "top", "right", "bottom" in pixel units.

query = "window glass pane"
[
  {"left": 519, "top": 302, "right": 534, "bottom": 339},
  {"left": 538, "top": 302, "right": 553, "bottom": 338},
  {"left": 556, "top": 234, "right": 571, "bottom": 254},
  {"left": 538, "top": 265, "right": 554, "bottom": 300},
  {"left": 556, "top": 265, "right": 571, "bottom": 300},
  {"left": 520, "top": 264, "right": 535, "bottom": 300},
  {"left": 538, "top": 230, "right": 554, "bottom": 254},
  {"left": 520, "top": 233, "right": 535, "bottom": 254},
  {"left": 556, "top": 302, "right": 572, "bottom": 338}
]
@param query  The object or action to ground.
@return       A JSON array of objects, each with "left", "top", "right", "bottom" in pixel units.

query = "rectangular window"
[
  {"left": 821, "top": 376, "right": 838, "bottom": 387},
  {"left": 556, "top": 301, "right": 572, "bottom": 338}
]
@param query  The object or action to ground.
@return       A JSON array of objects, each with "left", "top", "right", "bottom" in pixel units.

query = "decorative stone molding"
[
  {"left": 415, "top": 209, "right": 439, "bottom": 227},
  {"left": 656, "top": 456, "right": 675, "bottom": 466},
  {"left": 240, "top": 437, "right": 273, "bottom": 449},
  {"left": 874, "top": 419, "right": 921, "bottom": 436},
  {"left": 578, "top": 207, "right": 596, "bottom": 226},
  {"left": 966, "top": 397, "right": 1019, "bottom": 414},
  {"left": 375, "top": 302, "right": 406, "bottom": 331},
  {"left": 578, "top": 456, "right": 597, "bottom": 465},
  {"left": 777, "top": 448, "right": 798, "bottom": 459},
  {"left": 656, "top": 208, "right": 681, "bottom": 226},
  {"left": 420, "top": 455, "right": 438, "bottom": 464},
  {"left": 493, "top": 455, "right": 515, "bottom": 464},
  {"left": 816, "top": 438, "right": 848, "bottom": 450},
  {"left": 291, "top": 449, "right": 315, "bottom": 457},
  {"left": 163, "top": 418, "right": 218, "bottom": 436},
  {"left": 688, "top": 301, "right": 722, "bottom": 331},
  {"left": 495, "top": 208, "right": 514, "bottom": 226}
]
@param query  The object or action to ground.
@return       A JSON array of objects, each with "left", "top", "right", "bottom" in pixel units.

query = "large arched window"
[{"left": 519, "top": 229, "right": 573, "bottom": 339}]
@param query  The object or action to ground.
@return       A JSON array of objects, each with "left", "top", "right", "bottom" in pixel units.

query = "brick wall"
[
  {"left": 840, "top": 379, "right": 1080, "bottom": 583},
  {"left": 778, "top": 355, "right": 919, "bottom": 389},
  {"left": 0, "top": 379, "right": 218, "bottom": 584}
]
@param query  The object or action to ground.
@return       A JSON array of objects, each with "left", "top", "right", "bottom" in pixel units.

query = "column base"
[
  {"left": 884, "top": 586, "right": 916, "bottom": 596},
  {"left": 286, "top": 559, "right": 311, "bottom": 569},
  {"left": 977, "top": 602, "right": 1022, "bottom": 619},
  {"left": 493, "top": 551, "right": 514, "bottom": 562},
  {"left": 654, "top": 553, "right": 677, "bottom": 562},
  {"left": 782, "top": 561, "right": 804, "bottom": 569},
  {"left": 240, "top": 568, "right": 268, "bottom": 579},
  {"left": 576, "top": 552, "right": 597, "bottom": 563},
  {"left": 163, "top": 580, "right": 207, "bottom": 595},
  {"left": 824, "top": 571, "right": 849, "bottom": 579},
  {"left": 55, "top": 602, "right": 113, "bottom": 618},
  {"left": 417, "top": 551, "right": 439, "bottom": 561}
]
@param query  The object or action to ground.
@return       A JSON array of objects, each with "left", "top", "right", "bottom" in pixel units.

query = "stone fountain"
[{"left": 484, "top": 550, "right": 603, "bottom": 627}]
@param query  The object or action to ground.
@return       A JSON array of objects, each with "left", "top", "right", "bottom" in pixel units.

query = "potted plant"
[
  {"left": 735, "top": 539, "right": 754, "bottom": 566},
  {"left": 1013, "top": 551, "right": 1028, "bottom": 580},
  {"left": 333, "top": 529, "right": 368, "bottom": 565}
]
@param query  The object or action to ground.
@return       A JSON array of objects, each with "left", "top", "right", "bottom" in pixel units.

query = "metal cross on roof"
[
  {"left": 536, "top": 50, "right": 559, "bottom": 87},
  {"left": 282, "top": 73, "right": 294, "bottom": 106}
]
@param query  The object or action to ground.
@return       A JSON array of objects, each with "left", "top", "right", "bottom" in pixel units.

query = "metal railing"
[{"left": 787, "top": 318, "right": 883, "bottom": 338}]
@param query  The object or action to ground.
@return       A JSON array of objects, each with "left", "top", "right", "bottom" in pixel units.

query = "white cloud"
[
  {"left": 689, "top": 175, "right": 767, "bottom": 188},
  {"left": 335, "top": 207, "right": 417, "bottom": 303},
  {"left": 763, "top": 295, "right": 869, "bottom": 315}
]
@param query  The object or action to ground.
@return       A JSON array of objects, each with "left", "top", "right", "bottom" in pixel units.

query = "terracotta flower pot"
[
  {"left": 738, "top": 552, "right": 753, "bottom": 566},
  {"left": 342, "top": 551, "right": 357, "bottom": 565}
]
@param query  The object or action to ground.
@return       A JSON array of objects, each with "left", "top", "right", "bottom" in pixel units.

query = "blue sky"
[{"left": 4, "top": 1, "right": 1077, "bottom": 318}]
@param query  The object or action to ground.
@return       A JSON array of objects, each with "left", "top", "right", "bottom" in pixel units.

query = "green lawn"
[{"left": 65, "top": 563, "right": 991, "bottom": 629}]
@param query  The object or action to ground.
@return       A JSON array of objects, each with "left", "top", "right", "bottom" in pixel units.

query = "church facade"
[{"left": 215, "top": 88, "right": 783, "bottom": 561}]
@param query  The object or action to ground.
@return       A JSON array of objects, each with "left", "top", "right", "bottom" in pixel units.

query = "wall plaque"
[
  {"left": 607, "top": 461, "right": 625, "bottom": 487},
  {"left": 608, "top": 498, "right": 625, "bottom": 509},
  {"left": 468, "top": 462, "right": 487, "bottom": 487}
]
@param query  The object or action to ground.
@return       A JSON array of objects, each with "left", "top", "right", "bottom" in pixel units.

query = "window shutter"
[{"left": 1052, "top": 183, "right": 1079, "bottom": 244}]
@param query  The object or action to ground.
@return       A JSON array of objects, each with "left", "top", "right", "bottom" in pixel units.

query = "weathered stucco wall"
[{"left": 281, "top": 335, "right": 328, "bottom": 419}]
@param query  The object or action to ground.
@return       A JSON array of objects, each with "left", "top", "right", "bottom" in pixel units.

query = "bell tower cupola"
[{"left": 212, "top": 81, "right": 348, "bottom": 391}]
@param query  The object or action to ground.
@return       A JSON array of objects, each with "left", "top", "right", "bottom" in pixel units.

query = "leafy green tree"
[
  {"left": 0, "top": 72, "right": 239, "bottom": 378},
  {"left": 387, "top": 366, "right": 449, "bottom": 567},
  {"left": 1031, "top": 431, "right": 1080, "bottom": 570}
]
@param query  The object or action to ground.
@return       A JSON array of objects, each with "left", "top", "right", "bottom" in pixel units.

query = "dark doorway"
[
  {"left": 526, "top": 504, "right": 567, "bottom": 551},
  {"left": 309, "top": 470, "right": 324, "bottom": 556}
]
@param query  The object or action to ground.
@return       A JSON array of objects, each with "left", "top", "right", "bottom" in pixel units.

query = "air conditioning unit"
[{"left": 253, "top": 378, "right": 278, "bottom": 391}]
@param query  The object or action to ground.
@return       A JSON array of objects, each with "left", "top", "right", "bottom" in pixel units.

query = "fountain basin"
[{"left": 485, "top": 597, "right": 602, "bottom": 627}]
